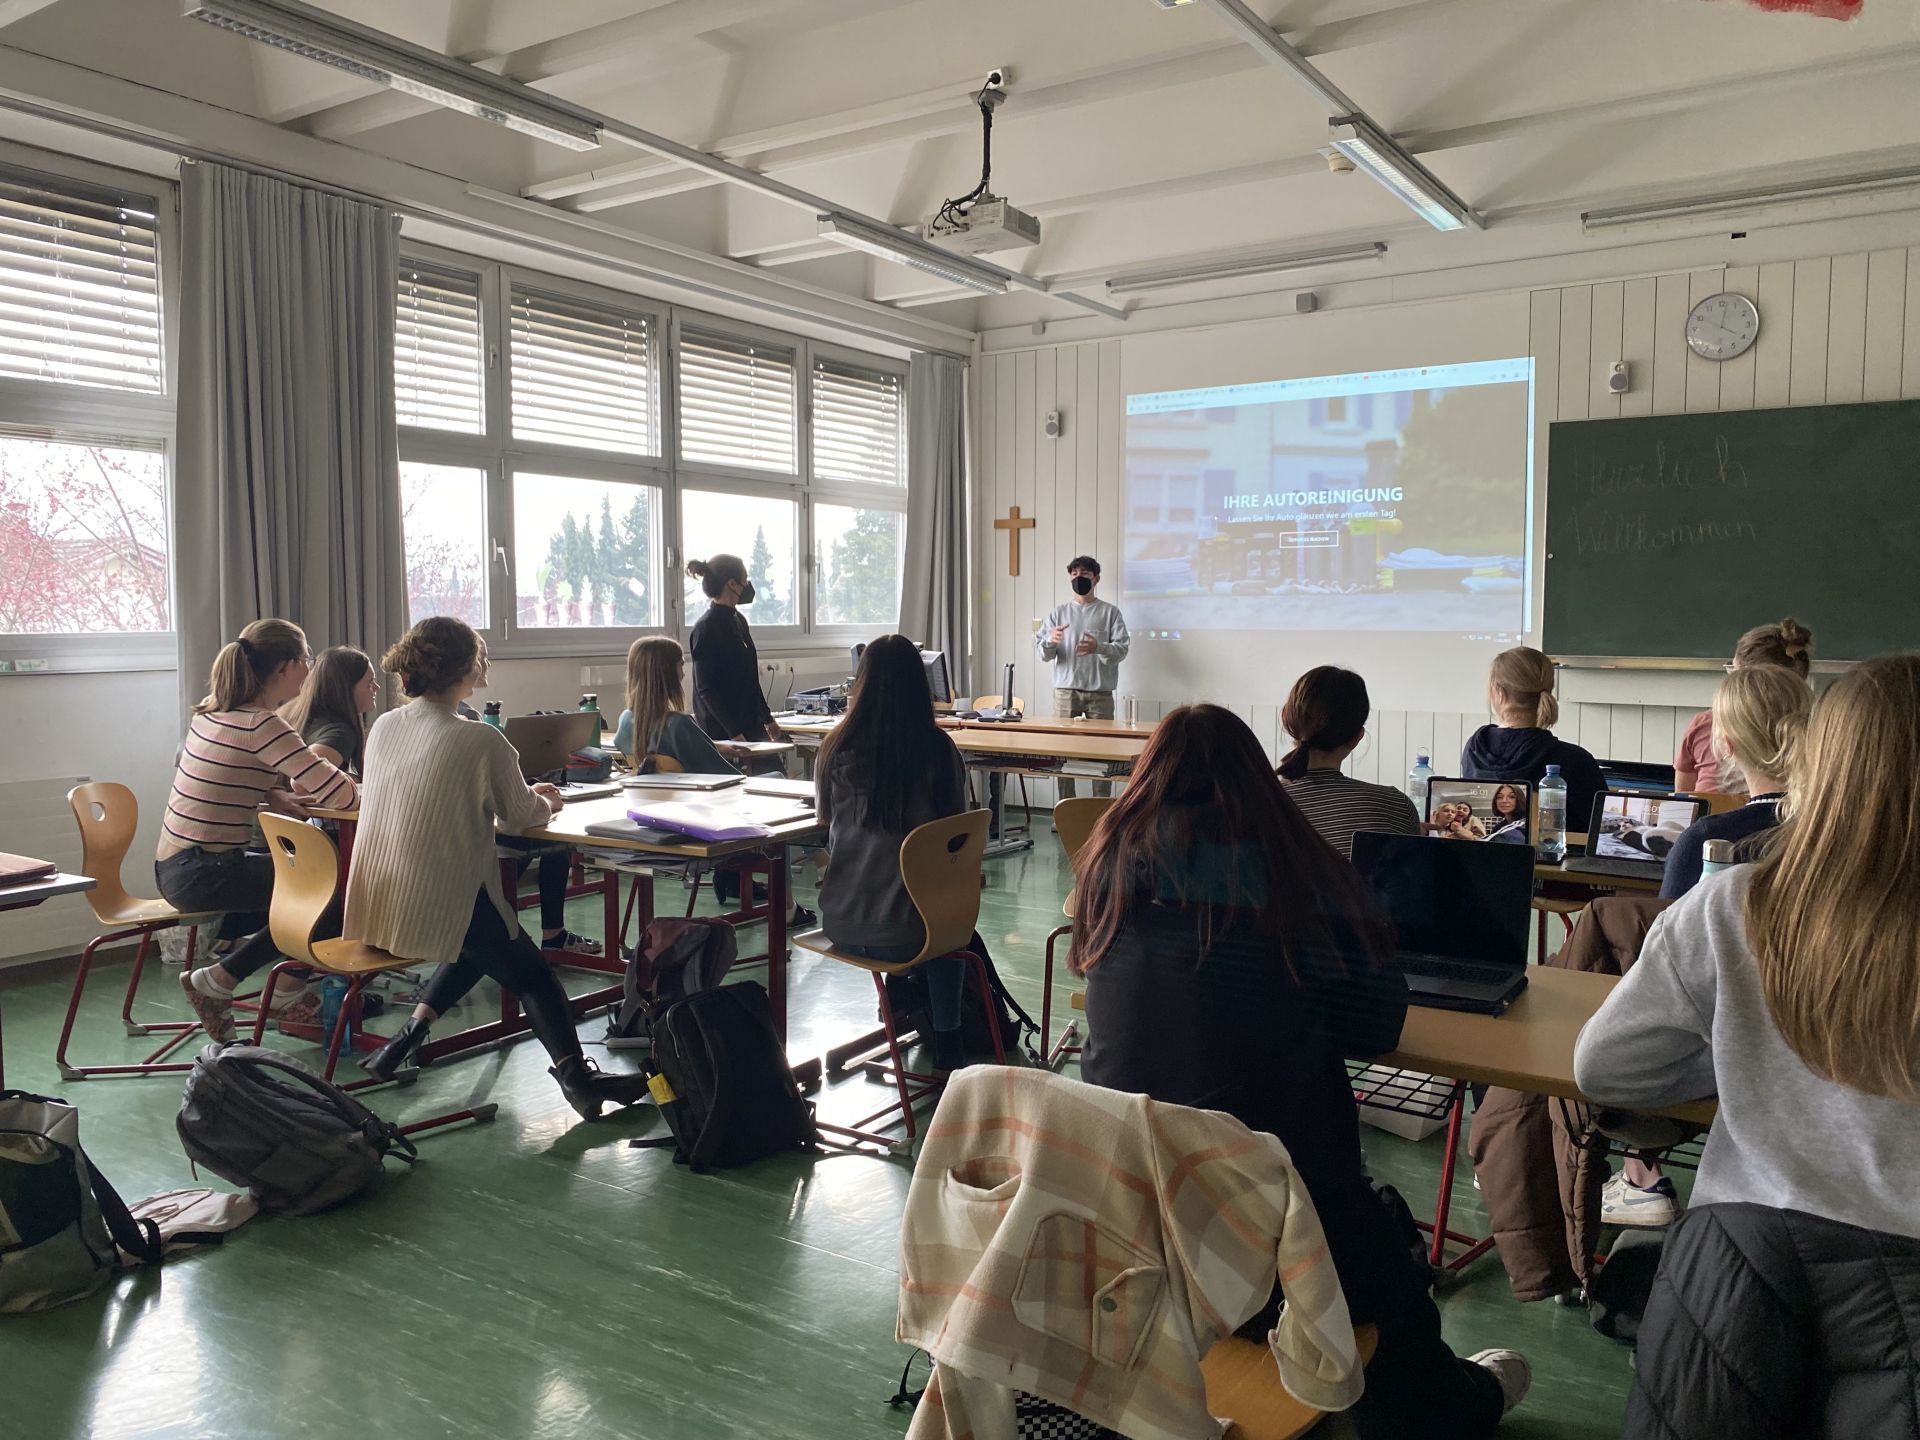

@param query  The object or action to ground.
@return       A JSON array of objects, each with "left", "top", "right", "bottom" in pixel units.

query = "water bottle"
[
  {"left": 1537, "top": 764, "right": 1568, "bottom": 862},
  {"left": 319, "top": 976, "right": 354, "bottom": 1049},
  {"left": 1406, "top": 750, "right": 1433, "bottom": 809},
  {"left": 481, "top": 700, "right": 504, "bottom": 728},
  {"left": 579, "top": 693, "right": 601, "bottom": 742},
  {"left": 1700, "top": 838, "right": 1736, "bottom": 880}
]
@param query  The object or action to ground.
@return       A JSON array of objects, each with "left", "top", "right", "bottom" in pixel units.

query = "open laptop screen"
[
  {"left": 1424, "top": 777, "right": 1532, "bottom": 846},
  {"left": 1587, "top": 791, "right": 1709, "bottom": 863},
  {"left": 1351, "top": 831, "right": 1534, "bottom": 970}
]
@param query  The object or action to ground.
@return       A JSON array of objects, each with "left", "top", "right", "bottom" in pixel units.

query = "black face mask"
[
  {"left": 1071, "top": 575, "right": 1094, "bottom": 596},
  {"left": 737, "top": 580, "right": 756, "bottom": 605}
]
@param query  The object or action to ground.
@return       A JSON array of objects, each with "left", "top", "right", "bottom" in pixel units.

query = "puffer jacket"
[{"left": 1623, "top": 1202, "right": 1920, "bottom": 1440}]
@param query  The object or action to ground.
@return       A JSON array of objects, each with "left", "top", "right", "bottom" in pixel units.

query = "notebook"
[{"left": 0, "top": 852, "right": 58, "bottom": 885}]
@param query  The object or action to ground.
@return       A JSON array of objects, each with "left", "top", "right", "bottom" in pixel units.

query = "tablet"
[{"left": 1424, "top": 777, "right": 1532, "bottom": 846}]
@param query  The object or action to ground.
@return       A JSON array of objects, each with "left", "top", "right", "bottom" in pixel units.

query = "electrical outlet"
[
  {"left": 0, "top": 659, "right": 14, "bottom": 673},
  {"left": 14, "top": 657, "right": 48, "bottom": 673}
]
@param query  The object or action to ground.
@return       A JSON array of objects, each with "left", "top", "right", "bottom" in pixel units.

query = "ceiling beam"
[{"left": 0, "top": 0, "right": 65, "bottom": 27}]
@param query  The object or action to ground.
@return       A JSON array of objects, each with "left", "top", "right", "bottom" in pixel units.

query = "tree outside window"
[
  {"left": 514, "top": 474, "right": 663, "bottom": 629},
  {"left": 814, "top": 503, "right": 902, "bottom": 628},
  {"left": 0, "top": 438, "right": 168, "bottom": 635}
]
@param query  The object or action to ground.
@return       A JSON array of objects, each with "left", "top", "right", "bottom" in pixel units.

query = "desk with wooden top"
[{"left": 1, "top": 872, "right": 96, "bottom": 1088}]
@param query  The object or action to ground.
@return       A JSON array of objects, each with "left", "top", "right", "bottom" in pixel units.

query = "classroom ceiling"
[{"left": 6, "top": 0, "right": 1920, "bottom": 333}]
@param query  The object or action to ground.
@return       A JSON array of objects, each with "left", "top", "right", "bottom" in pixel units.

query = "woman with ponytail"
[
  {"left": 1673, "top": 617, "right": 1814, "bottom": 793},
  {"left": 1278, "top": 667, "right": 1419, "bottom": 859},
  {"left": 158, "top": 619, "right": 359, "bottom": 1038},
  {"left": 1461, "top": 646, "right": 1606, "bottom": 827}
]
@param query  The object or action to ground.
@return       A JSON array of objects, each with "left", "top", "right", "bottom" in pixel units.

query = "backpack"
[
  {"left": 606, "top": 917, "right": 738, "bottom": 1050},
  {"left": 883, "top": 946, "right": 1039, "bottom": 1065},
  {"left": 636, "top": 982, "right": 817, "bottom": 1172},
  {"left": 1, "top": 1089, "right": 162, "bottom": 1314},
  {"left": 175, "top": 1046, "right": 418, "bottom": 1215},
  {"left": 1588, "top": 1227, "right": 1666, "bottom": 1345}
]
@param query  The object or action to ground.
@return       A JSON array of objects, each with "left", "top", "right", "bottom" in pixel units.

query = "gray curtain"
[
  {"left": 174, "top": 161, "right": 405, "bottom": 724},
  {"left": 900, "top": 351, "right": 970, "bottom": 694}
]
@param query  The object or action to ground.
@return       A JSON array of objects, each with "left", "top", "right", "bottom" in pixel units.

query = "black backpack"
[
  {"left": 606, "top": 917, "right": 737, "bottom": 1050},
  {"left": 636, "top": 982, "right": 817, "bottom": 1172},
  {"left": 883, "top": 947, "right": 1039, "bottom": 1065},
  {"left": 176, "top": 1046, "right": 418, "bottom": 1215}
]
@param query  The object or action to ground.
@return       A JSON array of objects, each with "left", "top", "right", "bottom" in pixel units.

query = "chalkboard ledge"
[{"left": 1553, "top": 654, "right": 1856, "bottom": 673}]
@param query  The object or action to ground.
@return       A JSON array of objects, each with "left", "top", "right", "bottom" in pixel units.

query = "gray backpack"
[
  {"left": 1, "top": 1089, "right": 162, "bottom": 1314},
  {"left": 176, "top": 1046, "right": 417, "bottom": 1216}
]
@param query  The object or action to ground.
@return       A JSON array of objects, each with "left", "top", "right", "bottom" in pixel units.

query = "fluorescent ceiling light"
[
  {"left": 1106, "top": 242, "right": 1386, "bottom": 294},
  {"left": 183, "top": 0, "right": 602, "bottom": 151},
  {"left": 1583, "top": 165, "right": 1920, "bottom": 229},
  {"left": 1328, "top": 115, "right": 1480, "bottom": 232},
  {"left": 817, "top": 213, "right": 1009, "bottom": 295}
]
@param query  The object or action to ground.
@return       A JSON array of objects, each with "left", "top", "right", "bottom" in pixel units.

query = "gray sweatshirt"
[
  {"left": 1034, "top": 597, "right": 1131, "bottom": 694},
  {"left": 1574, "top": 865, "right": 1920, "bottom": 1242}
]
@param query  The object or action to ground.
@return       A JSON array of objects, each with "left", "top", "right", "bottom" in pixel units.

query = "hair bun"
[{"left": 686, "top": 559, "right": 707, "bottom": 579}]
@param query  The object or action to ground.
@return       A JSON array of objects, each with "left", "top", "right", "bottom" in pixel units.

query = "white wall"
[{"left": 973, "top": 241, "right": 1920, "bottom": 798}]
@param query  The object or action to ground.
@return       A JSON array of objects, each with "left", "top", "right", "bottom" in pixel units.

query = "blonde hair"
[
  {"left": 1734, "top": 617, "right": 1814, "bottom": 678},
  {"left": 624, "top": 635, "right": 686, "bottom": 761},
  {"left": 1489, "top": 646, "right": 1559, "bottom": 729},
  {"left": 1711, "top": 664, "right": 1810, "bottom": 785},
  {"left": 197, "top": 618, "right": 308, "bottom": 714},
  {"left": 1746, "top": 654, "right": 1920, "bottom": 1101}
]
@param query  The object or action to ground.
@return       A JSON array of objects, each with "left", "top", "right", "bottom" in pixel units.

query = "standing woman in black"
[{"left": 686, "top": 554, "right": 782, "bottom": 745}]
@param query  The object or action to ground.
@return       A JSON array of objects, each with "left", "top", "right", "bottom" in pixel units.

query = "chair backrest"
[
  {"left": 66, "top": 781, "right": 143, "bottom": 922},
  {"left": 1053, "top": 796, "right": 1113, "bottom": 862},
  {"left": 649, "top": 753, "right": 685, "bottom": 774},
  {"left": 257, "top": 813, "right": 339, "bottom": 966},
  {"left": 970, "top": 694, "right": 1026, "bottom": 712},
  {"left": 1688, "top": 790, "right": 1746, "bottom": 816},
  {"left": 898, "top": 810, "right": 991, "bottom": 964}
]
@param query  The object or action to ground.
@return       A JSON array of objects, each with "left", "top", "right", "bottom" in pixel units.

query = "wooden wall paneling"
[
  {"left": 1574, "top": 701, "right": 1612, "bottom": 758},
  {"left": 1351, "top": 719, "right": 1380, "bottom": 784},
  {"left": 1607, "top": 704, "right": 1645, "bottom": 763},
  {"left": 1684, "top": 269, "right": 1726, "bottom": 412},
  {"left": 993, "top": 354, "right": 1019, "bottom": 695},
  {"left": 1618, "top": 276, "right": 1656, "bottom": 418},
  {"left": 1013, "top": 350, "right": 1038, "bottom": 706},
  {"left": 1053, "top": 346, "right": 1080, "bottom": 678},
  {"left": 1432, "top": 711, "right": 1466, "bottom": 774},
  {"left": 1076, "top": 342, "right": 1101, "bottom": 575},
  {"left": 1638, "top": 705, "right": 1679, "bottom": 770},
  {"left": 1788, "top": 257, "right": 1831, "bottom": 407},
  {"left": 1718, "top": 264, "right": 1760, "bottom": 411},
  {"left": 1863, "top": 249, "right": 1908, "bottom": 402},
  {"left": 1825, "top": 252, "right": 1869, "bottom": 405},
  {"left": 1754, "top": 261, "right": 1796, "bottom": 408},
  {"left": 1901, "top": 247, "right": 1920, "bottom": 399},
  {"left": 1097, "top": 342, "right": 1123, "bottom": 593},
  {"left": 1587, "top": 281, "right": 1624, "bottom": 419},
  {"left": 1376, "top": 711, "right": 1408, "bottom": 788},
  {"left": 1651, "top": 272, "right": 1691, "bottom": 415},
  {"left": 973, "top": 354, "right": 996, "bottom": 698},
  {"left": 1558, "top": 285, "right": 1593, "bottom": 421}
]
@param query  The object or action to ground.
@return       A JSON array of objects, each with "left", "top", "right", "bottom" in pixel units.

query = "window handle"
[{"left": 492, "top": 541, "right": 510, "bottom": 577}]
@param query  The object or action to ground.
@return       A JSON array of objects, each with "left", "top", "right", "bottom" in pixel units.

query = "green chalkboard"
[{"left": 1544, "top": 400, "right": 1920, "bottom": 663}]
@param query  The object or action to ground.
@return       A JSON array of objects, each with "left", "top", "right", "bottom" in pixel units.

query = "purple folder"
[{"left": 626, "top": 800, "right": 771, "bottom": 844}]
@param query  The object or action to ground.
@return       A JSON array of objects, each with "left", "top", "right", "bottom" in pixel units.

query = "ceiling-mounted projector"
[{"left": 922, "top": 70, "right": 1041, "bottom": 256}]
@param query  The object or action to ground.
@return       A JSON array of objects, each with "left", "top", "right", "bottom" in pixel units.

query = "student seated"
[
  {"left": 1575, "top": 653, "right": 1920, "bottom": 1259},
  {"left": 1660, "top": 663, "right": 1809, "bottom": 900},
  {"left": 1277, "top": 665, "right": 1420, "bottom": 858},
  {"left": 1076, "top": 704, "right": 1530, "bottom": 1438},
  {"left": 345, "top": 616, "right": 647, "bottom": 1119},
  {"left": 1461, "top": 646, "right": 1604, "bottom": 826},
  {"left": 162, "top": 620, "right": 359, "bottom": 1039},
  {"left": 1673, "top": 616, "right": 1813, "bottom": 793},
  {"left": 816, "top": 635, "right": 990, "bottom": 1077},
  {"left": 281, "top": 645, "right": 377, "bottom": 776}
]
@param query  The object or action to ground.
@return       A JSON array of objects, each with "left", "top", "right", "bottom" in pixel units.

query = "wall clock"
[{"left": 1684, "top": 292, "right": 1760, "bottom": 362}]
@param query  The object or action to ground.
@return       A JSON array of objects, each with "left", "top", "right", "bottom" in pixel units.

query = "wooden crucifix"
[{"left": 994, "top": 505, "right": 1037, "bottom": 576}]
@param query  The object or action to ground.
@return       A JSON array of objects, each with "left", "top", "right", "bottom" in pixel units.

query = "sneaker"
[
  {"left": 179, "top": 968, "right": 236, "bottom": 1044},
  {"left": 1469, "top": 1350, "right": 1532, "bottom": 1417},
  {"left": 275, "top": 991, "right": 324, "bottom": 1035},
  {"left": 788, "top": 904, "right": 818, "bottom": 929},
  {"left": 1602, "top": 1173, "right": 1681, "bottom": 1228},
  {"left": 545, "top": 929, "right": 604, "bottom": 956},
  {"left": 265, "top": 980, "right": 313, "bottom": 1015}
]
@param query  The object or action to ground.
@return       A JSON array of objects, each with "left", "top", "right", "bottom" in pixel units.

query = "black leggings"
[{"left": 418, "top": 890, "right": 584, "bottom": 1066}]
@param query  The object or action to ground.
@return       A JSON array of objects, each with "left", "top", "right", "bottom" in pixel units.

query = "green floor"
[{"left": 3, "top": 833, "right": 1640, "bottom": 1440}]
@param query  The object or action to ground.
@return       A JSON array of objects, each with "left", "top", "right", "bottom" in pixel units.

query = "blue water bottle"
[
  {"left": 1406, "top": 750, "right": 1433, "bottom": 809},
  {"left": 319, "top": 976, "right": 354, "bottom": 1049},
  {"left": 1699, "top": 838, "right": 1735, "bottom": 880},
  {"left": 1537, "top": 764, "right": 1568, "bottom": 862}
]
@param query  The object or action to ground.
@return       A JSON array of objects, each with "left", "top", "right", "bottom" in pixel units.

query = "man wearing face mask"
[
  {"left": 1036, "top": 555, "right": 1131, "bottom": 798},
  {"left": 686, "top": 554, "right": 782, "bottom": 745}
]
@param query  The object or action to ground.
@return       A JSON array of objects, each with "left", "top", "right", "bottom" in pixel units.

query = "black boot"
[
  {"left": 360, "top": 1016, "right": 431, "bottom": 1081},
  {"left": 549, "top": 1055, "right": 654, "bottom": 1122},
  {"left": 929, "top": 1026, "right": 967, "bottom": 1080}
]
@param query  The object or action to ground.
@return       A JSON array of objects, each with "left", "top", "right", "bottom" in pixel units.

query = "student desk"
[{"left": 0, "top": 872, "right": 96, "bottom": 1088}]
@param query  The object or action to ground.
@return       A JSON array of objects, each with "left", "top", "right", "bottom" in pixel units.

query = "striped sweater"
[
  {"left": 1282, "top": 767, "right": 1422, "bottom": 859},
  {"left": 343, "top": 698, "right": 554, "bottom": 965},
  {"left": 158, "top": 709, "right": 359, "bottom": 860}
]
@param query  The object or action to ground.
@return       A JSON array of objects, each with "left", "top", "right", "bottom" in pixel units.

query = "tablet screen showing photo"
[
  {"left": 1590, "top": 793, "right": 1703, "bottom": 863},
  {"left": 1424, "top": 778, "right": 1531, "bottom": 846}
]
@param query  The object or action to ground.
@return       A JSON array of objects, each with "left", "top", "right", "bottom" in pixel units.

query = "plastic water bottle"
[
  {"left": 1537, "top": 764, "right": 1568, "bottom": 862},
  {"left": 319, "top": 976, "right": 354, "bottom": 1049},
  {"left": 1700, "top": 838, "right": 1735, "bottom": 880},
  {"left": 1406, "top": 750, "right": 1433, "bottom": 808},
  {"left": 482, "top": 700, "right": 504, "bottom": 728}
]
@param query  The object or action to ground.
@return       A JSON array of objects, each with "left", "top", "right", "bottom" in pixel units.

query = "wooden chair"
[
  {"left": 792, "top": 809, "right": 1001, "bottom": 1144},
  {"left": 1040, "top": 795, "right": 1112, "bottom": 1067},
  {"left": 969, "top": 692, "right": 1027, "bottom": 713},
  {"left": 1688, "top": 790, "right": 1746, "bottom": 816},
  {"left": 1200, "top": 1325, "right": 1380, "bottom": 1440},
  {"left": 55, "top": 782, "right": 223, "bottom": 1080},
  {"left": 250, "top": 815, "right": 496, "bottom": 1135}
]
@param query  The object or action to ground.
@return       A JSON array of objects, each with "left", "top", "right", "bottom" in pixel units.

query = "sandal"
[{"left": 276, "top": 991, "right": 325, "bottom": 1035}]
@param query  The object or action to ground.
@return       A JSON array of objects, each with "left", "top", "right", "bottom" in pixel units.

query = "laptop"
[
  {"left": 621, "top": 773, "right": 747, "bottom": 792},
  {"left": 1423, "top": 776, "right": 1533, "bottom": 846},
  {"left": 1351, "top": 831, "right": 1536, "bottom": 1014},
  {"left": 744, "top": 777, "right": 815, "bottom": 802},
  {"left": 500, "top": 711, "right": 622, "bottom": 798},
  {"left": 1562, "top": 790, "right": 1709, "bottom": 881}
]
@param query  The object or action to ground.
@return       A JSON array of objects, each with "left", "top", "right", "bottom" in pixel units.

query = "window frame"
[{"left": 0, "top": 148, "right": 178, "bottom": 673}]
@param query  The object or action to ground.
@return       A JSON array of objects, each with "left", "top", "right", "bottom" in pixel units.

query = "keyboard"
[
  {"left": 1403, "top": 956, "right": 1521, "bottom": 988},
  {"left": 1564, "top": 854, "right": 1662, "bottom": 878}
]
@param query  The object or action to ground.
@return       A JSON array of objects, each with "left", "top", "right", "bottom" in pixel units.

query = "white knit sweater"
[{"left": 343, "top": 699, "right": 554, "bottom": 964}]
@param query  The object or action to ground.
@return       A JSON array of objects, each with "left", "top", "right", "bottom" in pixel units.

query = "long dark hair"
[
  {"left": 1278, "top": 666, "right": 1371, "bottom": 779},
  {"left": 280, "top": 646, "right": 372, "bottom": 773},
  {"left": 1072, "top": 704, "right": 1393, "bottom": 979},
  {"left": 817, "top": 635, "right": 946, "bottom": 833}
]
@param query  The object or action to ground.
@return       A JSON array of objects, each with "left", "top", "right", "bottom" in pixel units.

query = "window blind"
[
  {"left": 395, "top": 262, "right": 483, "bottom": 433},
  {"left": 812, "top": 357, "right": 904, "bottom": 485},
  {"left": 510, "top": 286, "right": 657, "bottom": 455},
  {"left": 679, "top": 329, "right": 796, "bottom": 474},
  {"left": 0, "top": 168, "right": 161, "bottom": 394}
]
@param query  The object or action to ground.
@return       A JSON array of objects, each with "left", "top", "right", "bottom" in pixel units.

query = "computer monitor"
[{"left": 920, "top": 649, "right": 954, "bottom": 704}]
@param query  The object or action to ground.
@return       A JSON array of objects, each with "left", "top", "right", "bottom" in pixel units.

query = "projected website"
[{"left": 1123, "top": 359, "right": 1533, "bottom": 636}]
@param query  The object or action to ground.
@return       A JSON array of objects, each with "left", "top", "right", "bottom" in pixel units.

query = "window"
[
  {"left": 679, "top": 329, "right": 796, "bottom": 475},
  {"left": 395, "top": 263, "right": 483, "bottom": 434},
  {"left": 512, "top": 473, "right": 663, "bottom": 629},
  {"left": 681, "top": 490, "right": 798, "bottom": 625},
  {"left": 812, "top": 357, "right": 903, "bottom": 486},
  {"left": 813, "top": 503, "right": 901, "bottom": 628},
  {"left": 0, "top": 159, "right": 173, "bottom": 665},
  {"left": 399, "top": 461, "right": 487, "bottom": 627},
  {"left": 511, "top": 286, "right": 658, "bottom": 456}
]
